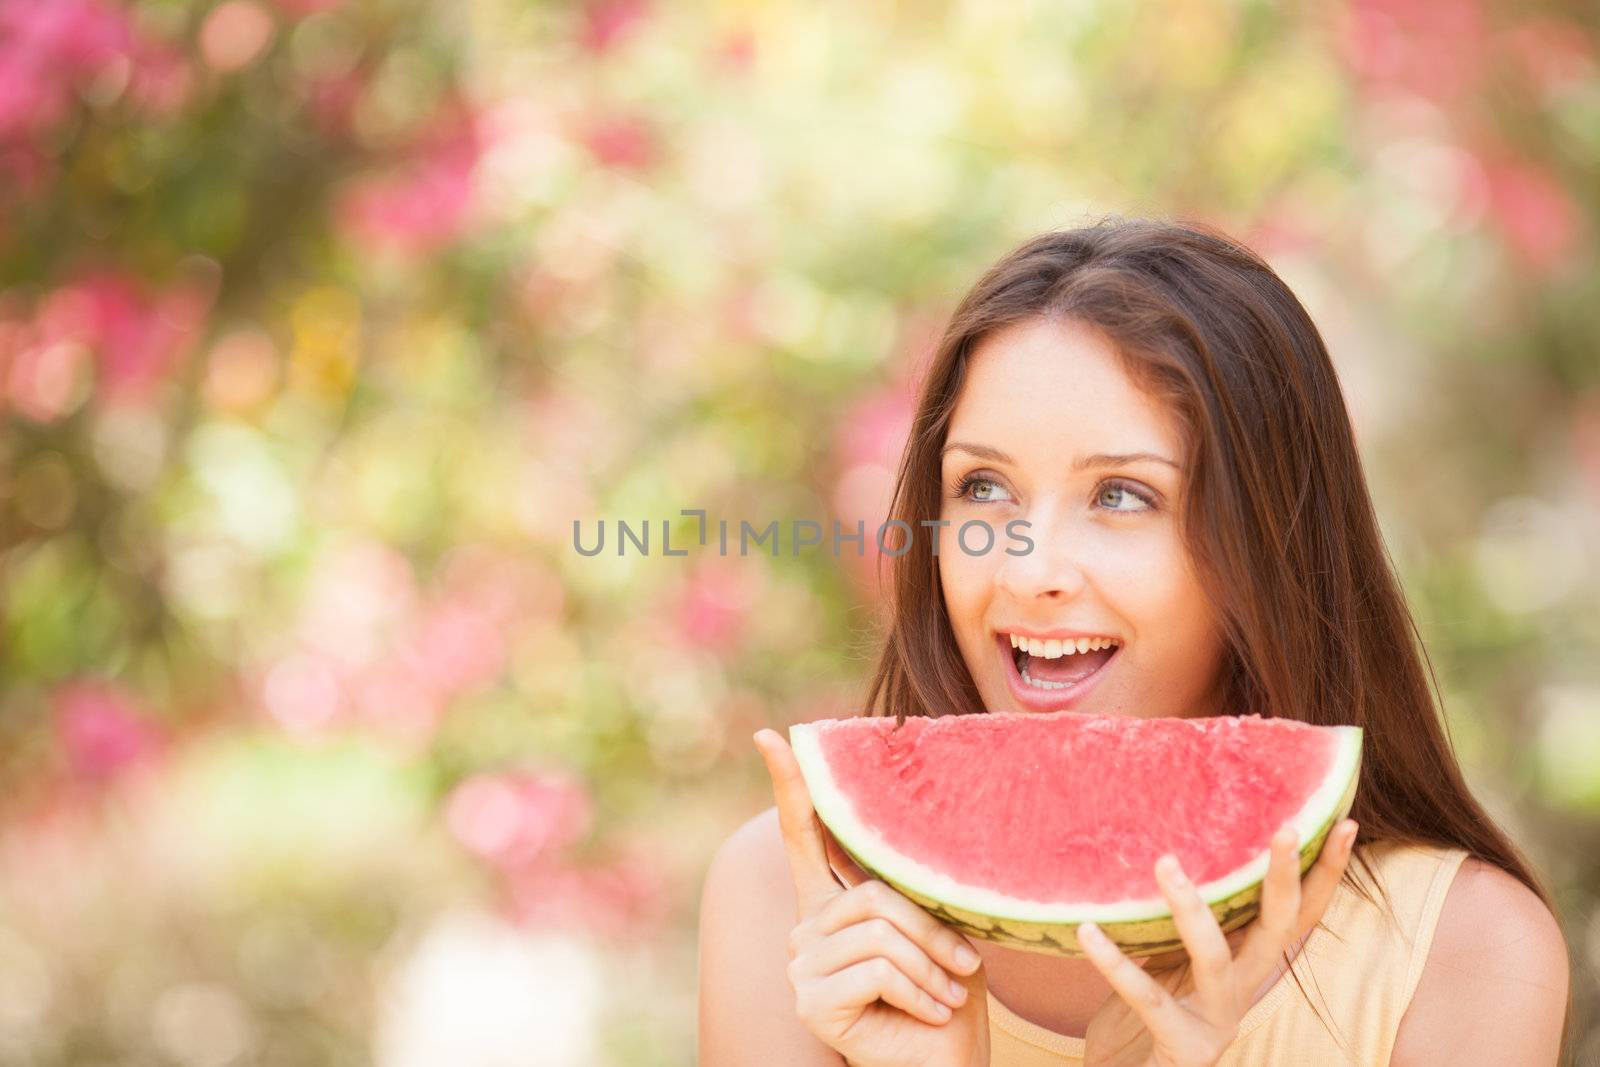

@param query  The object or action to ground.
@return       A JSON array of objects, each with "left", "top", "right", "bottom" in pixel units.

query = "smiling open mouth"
[{"left": 998, "top": 632, "right": 1121, "bottom": 694}]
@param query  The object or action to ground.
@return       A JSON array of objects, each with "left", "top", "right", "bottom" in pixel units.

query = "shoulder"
[
  {"left": 711, "top": 805, "right": 787, "bottom": 875},
  {"left": 698, "top": 807, "right": 842, "bottom": 1066},
  {"left": 701, "top": 806, "right": 794, "bottom": 923},
  {"left": 1390, "top": 854, "right": 1570, "bottom": 1066},
  {"left": 699, "top": 805, "right": 792, "bottom": 946}
]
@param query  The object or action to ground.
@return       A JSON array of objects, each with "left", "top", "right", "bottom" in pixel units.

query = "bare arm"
[
  {"left": 698, "top": 806, "right": 846, "bottom": 1067},
  {"left": 1390, "top": 857, "right": 1570, "bottom": 1067}
]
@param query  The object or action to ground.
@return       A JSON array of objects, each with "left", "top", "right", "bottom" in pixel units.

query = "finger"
[
  {"left": 1236, "top": 826, "right": 1300, "bottom": 977},
  {"left": 1155, "top": 853, "right": 1236, "bottom": 1027},
  {"left": 754, "top": 729, "right": 843, "bottom": 916},
  {"left": 1232, "top": 824, "right": 1303, "bottom": 988},
  {"left": 802, "top": 917, "right": 969, "bottom": 1010},
  {"left": 1078, "top": 921, "right": 1199, "bottom": 1042},
  {"left": 814, "top": 878, "right": 984, "bottom": 978},
  {"left": 812, "top": 957, "right": 953, "bottom": 1027},
  {"left": 1291, "top": 818, "right": 1359, "bottom": 930},
  {"left": 1237, "top": 819, "right": 1357, "bottom": 985}
]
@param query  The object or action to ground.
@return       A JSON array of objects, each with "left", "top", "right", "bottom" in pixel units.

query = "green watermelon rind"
[{"left": 790, "top": 719, "right": 1363, "bottom": 959}]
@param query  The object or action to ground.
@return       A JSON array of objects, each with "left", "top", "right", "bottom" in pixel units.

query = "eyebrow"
[{"left": 941, "top": 441, "right": 1180, "bottom": 471}]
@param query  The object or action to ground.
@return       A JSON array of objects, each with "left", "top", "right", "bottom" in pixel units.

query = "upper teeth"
[{"left": 1007, "top": 634, "right": 1119, "bottom": 658}]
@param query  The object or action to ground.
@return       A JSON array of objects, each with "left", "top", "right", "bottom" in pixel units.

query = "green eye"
[
  {"left": 1098, "top": 480, "right": 1157, "bottom": 512},
  {"left": 952, "top": 474, "right": 1011, "bottom": 503}
]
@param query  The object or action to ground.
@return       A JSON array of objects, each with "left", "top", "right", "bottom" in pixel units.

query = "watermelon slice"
[{"left": 789, "top": 712, "right": 1362, "bottom": 958}]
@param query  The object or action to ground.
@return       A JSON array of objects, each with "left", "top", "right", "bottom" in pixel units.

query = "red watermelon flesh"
[{"left": 807, "top": 712, "right": 1346, "bottom": 904}]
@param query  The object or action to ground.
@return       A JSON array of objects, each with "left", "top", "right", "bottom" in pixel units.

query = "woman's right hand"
[{"left": 754, "top": 729, "right": 990, "bottom": 1067}]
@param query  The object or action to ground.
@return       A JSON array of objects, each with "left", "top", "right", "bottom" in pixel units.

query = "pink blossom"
[
  {"left": 825, "top": 385, "right": 918, "bottom": 601},
  {"left": 276, "top": 545, "right": 543, "bottom": 747},
  {"left": 296, "top": 539, "right": 418, "bottom": 666},
  {"left": 1477, "top": 156, "right": 1584, "bottom": 275},
  {"left": 126, "top": 41, "right": 195, "bottom": 118},
  {"left": 63, "top": 275, "right": 168, "bottom": 397},
  {"left": 1243, "top": 198, "right": 1318, "bottom": 259},
  {"left": 260, "top": 647, "right": 447, "bottom": 749},
  {"left": 377, "top": 547, "right": 553, "bottom": 703},
  {"left": 198, "top": 0, "right": 276, "bottom": 74},
  {"left": 0, "top": 0, "right": 133, "bottom": 142},
  {"left": 578, "top": 0, "right": 650, "bottom": 55},
  {"left": 717, "top": 284, "right": 766, "bottom": 345},
  {"left": 260, "top": 650, "right": 346, "bottom": 737},
  {"left": 501, "top": 848, "right": 668, "bottom": 941},
  {"left": 0, "top": 266, "right": 219, "bottom": 419},
  {"left": 396, "top": 597, "right": 507, "bottom": 699},
  {"left": 348, "top": 662, "right": 441, "bottom": 749},
  {"left": 301, "top": 68, "right": 366, "bottom": 139},
  {"left": 834, "top": 384, "right": 914, "bottom": 469},
  {"left": 53, "top": 679, "right": 161, "bottom": 782},
  {"left": 673, "top": 561, "right": 756, "bottom": 655},
  {"left": 268, "top": 541, "right": 439, "bottom": 745},
  {"left": 579, "top": 111, "right": 657, "bottom": 170},
  {"left": 576, "top": 845, "right": 670, "bottom": 939},
  {"left": 335, "top": 106, "right": 483, "bottom": 257},
  {"left": 713, "top": 25, "right": 757, "bottom": 74},
  {"left": 1338, "top": 0, "right": 1489, "bottom": 105},
  {"left": 446, "top": 770, "right": 593, "bottom": 867},
  {"left": 500, "top": 864, "right": 586, "bottom": 932},
  {"left": 25, "top": 268, "right": 217, "bottom": 405},
  {"left": 2, "top": 331, "right": 92, "bottom": 423},
  {"left": 433, "top": 544, "right": 563, "bottom": 631}
]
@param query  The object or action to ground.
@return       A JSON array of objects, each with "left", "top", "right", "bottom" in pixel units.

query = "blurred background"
[{"left": 0, "top": 0, "right": 1597, "bottom": 1063}]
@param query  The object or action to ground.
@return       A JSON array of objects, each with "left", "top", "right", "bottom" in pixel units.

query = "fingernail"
[
  {"left": 932, "top": 1001, "right": 951, "bottom": 1020},
  {"left": 948, "top": 977, "right": 968, "bottom": 1003},
  {"left": 954, "top": 944, "right": 980, "bottom": 972},
  {"left": 1078, "top": 922, "right": 1105, "bottom": 949},
  {"left": 1161, "top": 855, "right": 1188, "bottom": 887}
]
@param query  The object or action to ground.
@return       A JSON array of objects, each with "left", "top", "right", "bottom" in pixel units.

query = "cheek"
[
  {"left": 1133, "top": 561, "right": 1224, "bottom": 661},
  {"left": 1108, "top": 535, "right": 1216, "bottom": 638},
  {"left": 938, "top": 543, "right": 996, "bottom": 627}
]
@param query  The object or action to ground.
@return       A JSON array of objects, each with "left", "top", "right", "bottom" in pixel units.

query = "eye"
[
  {"left": 951, "top": 472, "right": 1013, "bottom": 504},
  {"left": 1097, "top": 478, "right": 1157, "bottom": 512}
]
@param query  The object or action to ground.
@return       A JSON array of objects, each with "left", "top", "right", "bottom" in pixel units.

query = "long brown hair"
[{"left": 862, "top": 215, "right": 1569, "bottom": 1054}]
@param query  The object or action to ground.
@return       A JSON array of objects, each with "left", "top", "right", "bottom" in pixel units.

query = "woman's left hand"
[{"left": 1079, "top": 818, "right": 1359, "bottom": 1067}]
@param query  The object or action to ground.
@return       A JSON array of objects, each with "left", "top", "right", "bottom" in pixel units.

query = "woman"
[{"left": 698, "top": 218, "right": 1572, "bottom": 1066}]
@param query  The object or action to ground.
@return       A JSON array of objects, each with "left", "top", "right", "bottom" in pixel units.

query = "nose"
[{"left": 993, "top": 517, "right": 1088, "bottom": 603}]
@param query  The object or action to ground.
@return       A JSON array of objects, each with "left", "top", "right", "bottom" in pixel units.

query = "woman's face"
[{"left": 937, "top": 315, "right": 1229, "bottom": 719}]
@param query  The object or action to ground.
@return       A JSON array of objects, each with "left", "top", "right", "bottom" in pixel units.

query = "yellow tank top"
[{"left": 986, "top": 841, "right": 1470, "bottom": 1066}]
